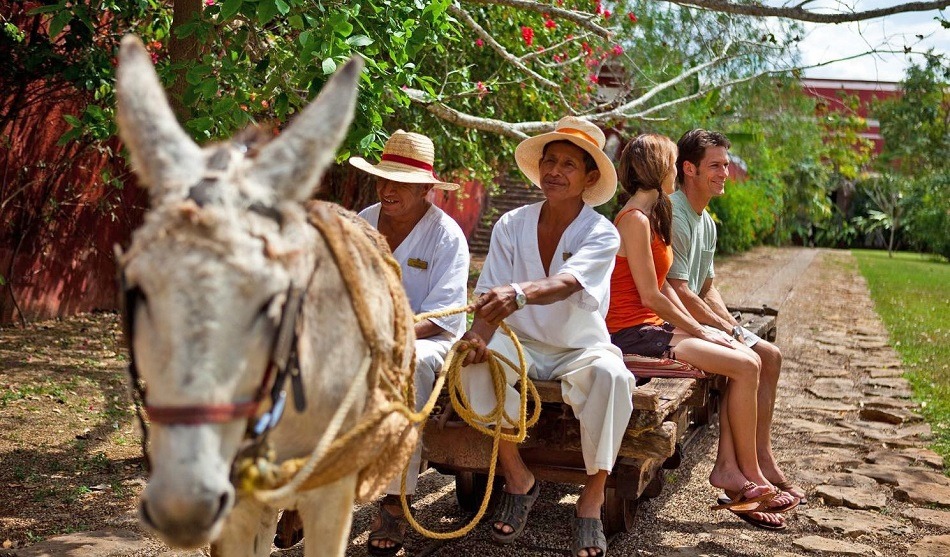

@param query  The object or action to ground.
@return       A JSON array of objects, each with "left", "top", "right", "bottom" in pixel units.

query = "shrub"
[{"left": 708, "top": 179, "right": 778, "bottom": 254}]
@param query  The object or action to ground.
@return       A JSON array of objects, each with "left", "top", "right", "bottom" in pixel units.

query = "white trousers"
[
  {"left": 385, "top": 334, "right": 455, "bottom": 495},
  {"left": 460, "top": 333, "right": 635, "bottom": 476}
]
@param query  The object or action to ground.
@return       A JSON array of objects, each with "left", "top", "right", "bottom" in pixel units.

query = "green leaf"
[
  {"left": 218, "top": 0, "right": 244, "bottom": 21},
  {"left": 275, "top": 0, "right": 290, "bottom": 15},
  {"left": 289, "top": 14, "right": 304, "bottom": 29},
  {"left": 329, "top": 12, "right": 353, "bottom": 37},
  {"left": 257, "top": 0, "right": 279, "bottom": 25},
  {"left": 48, "top": 10, "right": 72, "bottom": 38},
  {"left": 346, "top": 34, "right": 373, "bottom": 47},
  {"left": 322, "top": 57, "right": 337, "bottom": 74}
]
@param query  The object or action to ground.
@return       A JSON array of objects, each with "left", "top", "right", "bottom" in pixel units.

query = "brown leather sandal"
[{"left": 367, "top": 495, "right": 409, "bottom": 557}]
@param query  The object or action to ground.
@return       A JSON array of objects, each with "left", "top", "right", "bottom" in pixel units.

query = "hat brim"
[
  {"left": 349, "top": 157, "right": 460, "bottom": 190},
  {"left": 514, "top": 132, "right": 617, "bottom": 206}
]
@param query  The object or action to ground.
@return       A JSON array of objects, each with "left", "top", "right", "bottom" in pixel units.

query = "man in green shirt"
[{"left": 668, "top": 130, "right": 807, "bottom": 515}]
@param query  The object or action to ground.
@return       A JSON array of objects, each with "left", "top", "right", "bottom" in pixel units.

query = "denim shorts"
[{"left": 610, "top": 322, "right": 675, "bottom": 358}]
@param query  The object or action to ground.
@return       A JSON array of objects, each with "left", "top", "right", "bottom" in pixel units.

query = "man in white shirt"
[
  {"left": 461, "top": 116, "right": 633, "bottom": 557},
  {"left": 353, "top": 130, "right": 470, "bottom": 556}
]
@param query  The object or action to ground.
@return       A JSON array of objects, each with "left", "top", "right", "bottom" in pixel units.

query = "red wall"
[
  {"left": 801, "top": 79, "right": 902, "bottom": 156},
  {"left": 428, "top": 180, "right": 486, "bottom": 239},
  {"left": 0, "top": 85, "right": 146, "bottom": 325}
]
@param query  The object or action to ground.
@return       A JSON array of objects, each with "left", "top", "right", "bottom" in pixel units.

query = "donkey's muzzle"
[{"left": 139, "top": 480, "right": 234, "bottom": 548}]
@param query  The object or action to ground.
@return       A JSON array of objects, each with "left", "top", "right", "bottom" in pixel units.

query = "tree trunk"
[{"left": 167, "top": 0, "right": 203, "bottom": 121}]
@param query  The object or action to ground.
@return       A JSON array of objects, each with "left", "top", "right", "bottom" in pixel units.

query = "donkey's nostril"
[{"left": 211, "top": 490, "right": 234, "bottom": 525}]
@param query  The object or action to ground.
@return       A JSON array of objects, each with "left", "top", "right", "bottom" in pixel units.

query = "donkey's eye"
[{"left": 253, "top": 296, "right": 278, "bottom": 326}]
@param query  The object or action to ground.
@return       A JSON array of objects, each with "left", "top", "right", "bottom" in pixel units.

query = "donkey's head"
[{"left": 116, "top": 35, "right": 361, "bottom": 547}]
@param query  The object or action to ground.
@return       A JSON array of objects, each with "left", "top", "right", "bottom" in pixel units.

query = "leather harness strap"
[{"left": 145, "top": 400, "right": 262, "bottom": 425}]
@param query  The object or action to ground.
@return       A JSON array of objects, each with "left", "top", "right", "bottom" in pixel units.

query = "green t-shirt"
[{"left": 668, "top": 189, "right": 716, "bottom": 295}]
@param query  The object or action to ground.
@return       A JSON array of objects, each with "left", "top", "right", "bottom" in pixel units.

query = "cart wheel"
[
  {"left": 454, "top": 471, "right": 503, "bottom": 513},
  {"left": 603, "top": 487, "right": 639, "bottom": 536},
  {"left": 643, "top": 472, "right": 664, "bottom": 499}
]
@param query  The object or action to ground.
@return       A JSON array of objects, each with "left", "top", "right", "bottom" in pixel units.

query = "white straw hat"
[
  {"left": 514, "top": 116, "right": 617, "bottom": 206},
  {"left": 349, "top": 130, "right": 459, "bottom": 190}
]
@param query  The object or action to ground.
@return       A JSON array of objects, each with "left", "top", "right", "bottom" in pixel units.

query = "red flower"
[
  {"left": 603, "top": 10, "right": 611, "bottom": 19},
  {"left": 612, "top": 45, "right": 623, "bottom": 56},
  {"left": 545, "top": 19, "right": 556, "bottom": 30},
  {"left": 595, "top": 2, "right": 603, "bottom": 15},
  {"left": 475, "top": 38, "right": 484, "bottom": 47},
  {"left": 581, "top": 42, "right": 592, "bottom": 55},
  {"left": 521, "top": 26, "right": 534, "bottom": 46},
  {"left": 628, "top": 12, "right": 638, "bottom": 23}
]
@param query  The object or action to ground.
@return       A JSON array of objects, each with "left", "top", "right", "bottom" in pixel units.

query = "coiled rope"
[{"left": 398, "top": 306, "right": 541, "bottom": 539}]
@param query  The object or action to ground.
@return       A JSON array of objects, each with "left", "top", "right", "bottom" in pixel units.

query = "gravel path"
[
  {"left": 335, "top": 248, "right": 947, "bottom": 556},
  {"left": 7, "top": 247, "right": 948, "bottom": 557}
]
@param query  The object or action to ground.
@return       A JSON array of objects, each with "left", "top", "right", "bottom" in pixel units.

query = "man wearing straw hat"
[
  {"left": 355, "top": 130, "right": 470, "bottom": 556},
  {"left": 461, "top": 116, "right": 634, "bottom": 557},
  {"left": 274, "top": 130, "right": 469, "bottom": 555}
]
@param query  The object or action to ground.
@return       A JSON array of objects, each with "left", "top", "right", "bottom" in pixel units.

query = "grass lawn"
[{"left": 852, "top": 249, "right": 949, "bottom": 468}]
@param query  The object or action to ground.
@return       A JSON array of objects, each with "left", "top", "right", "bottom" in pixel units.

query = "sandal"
[
  {"left": 571, "top": 515, "right": 607, "bottom": 557},
  {"left": 490, "top": 481, "right": 540, "bottom": 544},
  {"left": 367, "top": 495, "right": 409, "bottom": 557},
  {"left": 710, "top": 482, "right": 777, "bottom": 512},
  {"left": 716, "top": 496, "right": 787, "bottom": 531},
  {"left": 273, "top": 509, "right": 304, "bottom": 549},
  {"left": 773, "top": 479, "right": 808, "bottom": 505}
]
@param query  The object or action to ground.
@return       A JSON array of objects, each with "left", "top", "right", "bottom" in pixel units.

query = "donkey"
[{"left": 115, "top": 35, "right": 416, "bottom": 557}]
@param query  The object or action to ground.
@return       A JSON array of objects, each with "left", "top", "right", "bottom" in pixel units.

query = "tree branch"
[
  {"left": 662, "top": 0, "right": 950, "bottom": 24},
  {"left": 403, "top": 87, "right": 531, "bottom": 139},
  {"left": 449, "top": 4, "right": 560, "bottom": 89},
  {"left": 462, "top": 0, "right": 611, "bottom": 38}
]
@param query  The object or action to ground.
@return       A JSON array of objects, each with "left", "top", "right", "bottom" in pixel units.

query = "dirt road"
[{"left": 3, "top": 247, "right": 948, "bottom": 556}]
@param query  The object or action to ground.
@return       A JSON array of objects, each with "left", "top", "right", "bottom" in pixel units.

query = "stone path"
[{"left": 4, "top": 248, "right": 948, "bottom": 557}]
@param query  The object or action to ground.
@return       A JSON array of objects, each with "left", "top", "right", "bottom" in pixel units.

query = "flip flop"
[
  {"left": 490, "top": 481, "right": 540, "bottom": 544},
  {"left": 773, "top": 479, "right": 808, "bottom": 505},
  {"left": 716, "top": 495, "right": 787, "bottom": 531},
  {"left": 709, "top": 482, "right": 777, "bottom": 512}
]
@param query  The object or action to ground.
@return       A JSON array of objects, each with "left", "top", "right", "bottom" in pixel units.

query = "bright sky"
[{"left": 770, "top": 0, "right": 949, "bottom": 82}]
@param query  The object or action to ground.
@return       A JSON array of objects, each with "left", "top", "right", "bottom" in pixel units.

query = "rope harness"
[{"left": 121, "top": 200, "right": 540, "bottom": 539}]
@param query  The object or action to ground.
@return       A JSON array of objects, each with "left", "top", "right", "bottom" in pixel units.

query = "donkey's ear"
[
  {"left": 116, "top": 35, "right": 203, "bottom": 204},
  {"left": 249, "top": 57, "right": 363, "bottom": 202}
]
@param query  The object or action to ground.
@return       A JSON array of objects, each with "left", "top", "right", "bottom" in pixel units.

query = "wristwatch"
[
  {"left": 510, "top": 283, "right": 527, "bottom": 309},
  {"left": 732, "top": 325, "right": 743, "bottom": 341}
]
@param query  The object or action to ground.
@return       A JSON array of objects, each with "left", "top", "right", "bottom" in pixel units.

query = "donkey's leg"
[
  {"left": 210, "top": 497, "right": 278, "bottom": 557},
  {"left": 299, "top": 474, "right": 359, "bottom": 557}
]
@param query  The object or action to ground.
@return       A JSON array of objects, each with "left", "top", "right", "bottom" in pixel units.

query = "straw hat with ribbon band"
[
  {"left": 349, "top": 130, "right": 460, "bottom": 191},
  {"left": 514, "top": 116, "right": 617, "bottom": 207}
]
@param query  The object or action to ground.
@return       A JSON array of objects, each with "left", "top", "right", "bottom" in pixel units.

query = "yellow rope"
[{"left": 396, "top": 307, "right": 541, "bottom": 539}]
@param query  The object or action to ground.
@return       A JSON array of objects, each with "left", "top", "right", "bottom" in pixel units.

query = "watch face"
[{"left": 516, "top": 293, "right": 527, "bottom": 308}]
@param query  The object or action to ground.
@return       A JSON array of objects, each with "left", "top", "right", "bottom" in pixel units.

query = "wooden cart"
[{"left": 422, "top": 306, "right": 778, "bottom": 535}]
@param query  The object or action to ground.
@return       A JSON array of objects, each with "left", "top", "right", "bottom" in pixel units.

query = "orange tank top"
[{"left": 606, "top": 207, "right": 674, "bottom": 333}]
